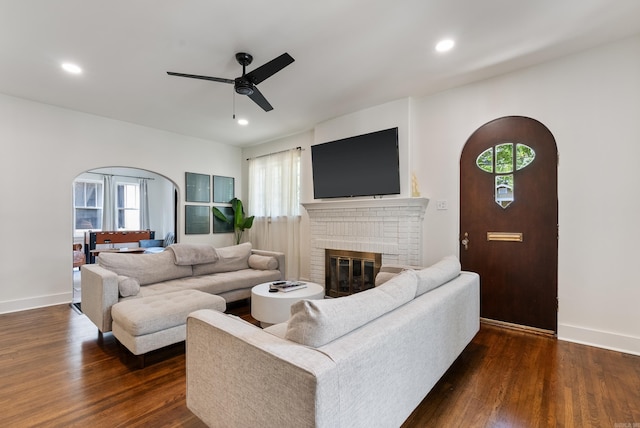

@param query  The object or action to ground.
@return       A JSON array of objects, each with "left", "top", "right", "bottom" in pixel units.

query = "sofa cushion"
[
  {"left": 285, "top": 270, "right": 418, "bottom": 347},
  {"left": 167, "top": 243, "right": 219, "bottom": 265},
  {"left": 248, "top": 254, "right": 278, "bottom": 270},
  {"left": 160, "top": 268, "right": 281, "bottom": 295},
  {"left": 192, "top": 242, "right": 252, "bottom": 276},
  {"left": 111, "top": 290, "right": 226, "bottom": 336},
  {"left": 415, "top": 255, "right": 461, "bottom": 297},
  {"left": 117, "top": 275, "right": 140, "bottom": 297},
  {"left": 98, "top": 250, "right": 193, "bottom": 286}
]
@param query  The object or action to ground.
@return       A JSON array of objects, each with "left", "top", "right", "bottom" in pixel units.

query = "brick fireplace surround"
[{"left": 302, "top": 198, "right": 429, "bottom": 286}]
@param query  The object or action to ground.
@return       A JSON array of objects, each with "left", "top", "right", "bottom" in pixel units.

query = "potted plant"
[{"left": 212, "top": 198, "right": 254, "bottom": 245}]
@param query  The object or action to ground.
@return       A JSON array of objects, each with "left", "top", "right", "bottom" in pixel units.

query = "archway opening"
[{"left": 71, "top": 166, "right": 178, "bottom": 310}]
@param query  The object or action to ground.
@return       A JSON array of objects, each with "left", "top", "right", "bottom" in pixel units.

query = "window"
[
  {"left": 475, "top": 142, "right": 535, "bottom": 209},
  {"left": 117, "top": 183, "right": 140, "bottom": 230},
  {"left": 247, "top": 148, "right": 302, "bottom": 280},
  {"left": 74, "top": 180, "right": 103, "bottom": 230},
  {"left": 248, "top": 149, "right": 301, "bottom": 217}
]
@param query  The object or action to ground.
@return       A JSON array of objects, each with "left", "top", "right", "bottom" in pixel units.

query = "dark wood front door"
[{"left": 460, "top": 116, "right": 558, "bottom": 332}]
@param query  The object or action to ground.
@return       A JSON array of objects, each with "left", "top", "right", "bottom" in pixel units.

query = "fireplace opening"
[{"left": 325, "top": 249, "right": 382, "bottom": 297}]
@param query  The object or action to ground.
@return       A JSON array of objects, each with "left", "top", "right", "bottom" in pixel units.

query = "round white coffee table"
[{"left": 251, "top": 281, "right": 325, "bottom": 327}]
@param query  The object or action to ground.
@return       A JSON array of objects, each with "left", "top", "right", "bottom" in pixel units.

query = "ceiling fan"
[{"left": 167, "top": 52, "right": 294, "bottom": 112}]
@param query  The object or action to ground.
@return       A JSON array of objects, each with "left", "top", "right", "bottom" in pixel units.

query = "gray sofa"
[
  {"left": 186, "top": 256, "right": 479, "bottom": 428},
  {"left": 81, "top": 242, "right": 284, "bottom": 333}
]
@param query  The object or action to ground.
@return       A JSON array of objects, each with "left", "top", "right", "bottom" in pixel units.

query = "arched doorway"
[
  {"left": 71, "top": 167, "right": 178, "bottom": 309},
  {"left": 460, "top": 116, "right": 558, "bottom": 332}
]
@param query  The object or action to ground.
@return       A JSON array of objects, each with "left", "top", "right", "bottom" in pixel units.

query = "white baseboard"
[
  {"left": 558, "top": 323, "right": 640, "bottom": 356},
  {"left": 0, "top": 292, "right": 72, "bottom": 314}
]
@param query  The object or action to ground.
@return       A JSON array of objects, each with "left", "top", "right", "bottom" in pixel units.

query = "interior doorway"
[
  {"left": 71, "top": 167, "right": 178, "bottom": 309},
  {"left": 459, "top": 116, "right": 558, "bottom": 332}
]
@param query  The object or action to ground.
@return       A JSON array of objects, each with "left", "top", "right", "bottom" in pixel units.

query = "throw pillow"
[
  {"left": 415, "top": 255, "right": 461, "bottom": 296},
  {"left": 248, "top": 254, "right": 278, "bottom": 270},
  {"left": 374, "top": 271, "right": 397, "bottom": 286},
  {"left": 374, "top": 264, "right": 423, "bottom": 286},
  {"left": 285, "top": 270, "right": 418, "bottom": 347},
  {"left": 117, "top": 275, "right": 140, "bottom": 297}
]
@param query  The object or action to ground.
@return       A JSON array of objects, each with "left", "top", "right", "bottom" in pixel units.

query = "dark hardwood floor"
[{"left": 1, "top": 302, "right": 638, "bottom": 427}]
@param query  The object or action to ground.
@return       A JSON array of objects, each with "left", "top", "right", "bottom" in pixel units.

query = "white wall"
[
  {"left": 247, "top": 35, "right": 640, "bottom": 355},
  {"left": 0, "top": 94, "right": 241, "bottom": 313}
]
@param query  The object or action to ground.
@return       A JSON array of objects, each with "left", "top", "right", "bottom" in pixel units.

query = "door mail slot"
[{"left": 486, "top": 232, "right": 523, "bottom": 242}]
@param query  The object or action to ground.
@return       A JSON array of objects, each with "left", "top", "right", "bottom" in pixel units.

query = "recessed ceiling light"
[
  {"left": 435, "top": 39, "right": 455, "bottom": 53},
  {"left": 237, "top": 118, "right": 249, "bottom": 126},
  {"left": 61, "top": 62, "right": 83, "bottom": 74}
]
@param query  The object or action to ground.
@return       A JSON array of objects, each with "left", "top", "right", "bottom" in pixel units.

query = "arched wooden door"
[{"left": 460, "top": 116, "right": 558, "bottom": 332}]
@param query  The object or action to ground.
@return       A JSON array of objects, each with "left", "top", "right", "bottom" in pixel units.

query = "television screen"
[{"left": 311, "top": 127, "right": 400, "bottom": 199}]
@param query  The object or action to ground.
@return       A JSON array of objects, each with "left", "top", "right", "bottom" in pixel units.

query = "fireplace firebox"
[{"left": 325, "top": 249, "right": 382, "bottom": 297}]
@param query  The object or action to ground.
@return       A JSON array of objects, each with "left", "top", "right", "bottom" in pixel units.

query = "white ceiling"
[{"left": 2, "top": 0, "right": 640, "bottom": 147}]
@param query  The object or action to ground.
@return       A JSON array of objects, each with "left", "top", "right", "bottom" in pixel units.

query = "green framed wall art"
[
  {"left": 185, "top": 172, "right": 210, "bottom": 203},
  {"left": 185, "top": 205, "right": 210, "bottom": 234},
  {"left": 213, "top": 175, "right": 234, "bottom": 203}
]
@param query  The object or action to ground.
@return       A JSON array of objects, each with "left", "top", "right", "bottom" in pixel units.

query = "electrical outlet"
[{"left": 436, "top": 200, "right": 448, "bottom": 210}]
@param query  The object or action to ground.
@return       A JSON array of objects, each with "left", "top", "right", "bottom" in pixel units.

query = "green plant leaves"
[{"left": 212, "top": 198, "right": 254, "bottom": 244}]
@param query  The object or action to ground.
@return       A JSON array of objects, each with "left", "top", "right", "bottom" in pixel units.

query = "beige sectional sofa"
[
  {"left": 81, "top": 242, "right": 284, "bottom": 333},
  {"left": 186, "top": 256, "right": 479, "bottom": 428}
]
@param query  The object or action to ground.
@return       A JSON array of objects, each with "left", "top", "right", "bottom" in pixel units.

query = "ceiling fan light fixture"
[{"left": 235, "top": 79, "right": 254, "bottom": 96}]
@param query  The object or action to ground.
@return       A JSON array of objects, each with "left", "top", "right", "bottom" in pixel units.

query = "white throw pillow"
[
  {"left": 117, "top": 275, "right": 140, "bottom": 297},
  {"left": 374, "top": 271, "right": 397, "bottom": 286},
  {"left": 415, "top": 255, "right": 461, "bottom": 296},
  {"left": 285, "top": 270, "right": 418, "bottom": 347},
  {"left": 248, "top": 254, "right": 278, "bottom": 270}
]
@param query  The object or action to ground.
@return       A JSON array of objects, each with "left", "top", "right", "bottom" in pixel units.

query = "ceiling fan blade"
[
  {"left": 245, "top": 53, "right": 294, "bottom": 85},
  {"left": 247, "top": 86, "right": 273, "bottom": 111},
  {"left": 166, "top": 72, "right": 234, "bottom": 84}
]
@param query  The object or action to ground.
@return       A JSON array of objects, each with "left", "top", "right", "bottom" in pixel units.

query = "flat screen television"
[{"left": 311, "top": 127, "right": 400, "bottom": 199}]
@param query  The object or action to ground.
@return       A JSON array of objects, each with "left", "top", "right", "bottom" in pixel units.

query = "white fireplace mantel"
[
  {"left": 302, "top": 197, "right": 429, "bottom": 285},
  {"left": 302, "top": 197, "right": 429, "bottom": 212}
]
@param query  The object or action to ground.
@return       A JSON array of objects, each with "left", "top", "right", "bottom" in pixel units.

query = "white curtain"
[
  {"left": 247, "top": 149, "right": 301, "bottom": 280},
  {"left": 102, "top": 175, "right": 115, "bottom": 231},
  {"left": 139, "top": 178, "right": 150, "bottom": 230}
]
